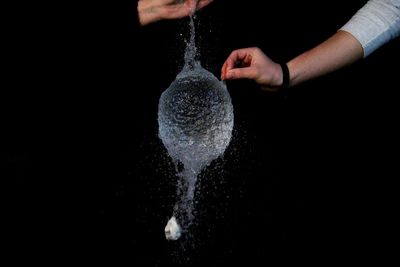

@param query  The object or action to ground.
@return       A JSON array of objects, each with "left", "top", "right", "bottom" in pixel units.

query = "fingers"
[
  {"left": 196, "top": 0, "right": 214, "bottom": 11},
  {"left": 187, "top": 0, "right": 197, "bottom": 15},
  {"left": 221, "top": 53, "right": 237, "bottom": 80},
  {"left": 161, "top": 0, "right": 212, "bottom": 20},
  {"left": 224, "top": 67, "right": 257, "bottom": 80},
  {"left": 221, "top": 48, "right": 256, "bottom": 80}
]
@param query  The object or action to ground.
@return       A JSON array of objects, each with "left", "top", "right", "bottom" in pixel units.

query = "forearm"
[
  {"left": 287, "top": 0, "right": 399, "bottom": 88},
  {"left": 287, "top": 30, "right": 363, "bottom": 87}
]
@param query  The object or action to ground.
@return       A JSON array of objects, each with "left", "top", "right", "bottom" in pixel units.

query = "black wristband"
[{"left": 280, "top": 63, "right": 290, "bottom": 89}]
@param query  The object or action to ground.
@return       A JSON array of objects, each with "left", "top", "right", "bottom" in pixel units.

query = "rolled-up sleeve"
[{"left": 340, "top": 0, "right": 400, "bottom": 57}]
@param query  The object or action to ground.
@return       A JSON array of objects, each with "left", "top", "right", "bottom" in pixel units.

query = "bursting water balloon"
[
  {"left": 158, "top": 67, "right": 233, "bottom": 175},
  {"left": 158, "top": 14, "right": 234, "bottom": 241}
]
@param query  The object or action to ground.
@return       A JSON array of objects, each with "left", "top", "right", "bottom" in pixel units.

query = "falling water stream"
[{"left": 158, "top": 7, "right": 234, "bottom": 241}]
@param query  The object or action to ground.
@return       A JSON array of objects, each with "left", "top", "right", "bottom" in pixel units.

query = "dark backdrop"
[{"left": 5, "top": 0, "right": 399, "bottom": 265}]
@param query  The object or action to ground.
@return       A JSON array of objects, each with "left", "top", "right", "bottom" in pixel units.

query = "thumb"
[{"left": 225, "top": 67, "right": 257, "bottom": 80}]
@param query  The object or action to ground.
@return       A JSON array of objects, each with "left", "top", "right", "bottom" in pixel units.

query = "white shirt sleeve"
[{"left": 340, "top": 0, "right": 400, "bottom": 57}]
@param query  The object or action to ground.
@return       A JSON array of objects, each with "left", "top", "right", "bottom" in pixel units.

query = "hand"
[
  {"left": 221, "top": 47, "right": 285, "bottom": 91},
  {"left": 138, "top": 0, "right": 214, "bottom": 26}
]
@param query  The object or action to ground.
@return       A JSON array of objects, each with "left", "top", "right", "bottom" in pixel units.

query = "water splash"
[{"left": 158, "top": 9, "right": 234, "bottom": 241}]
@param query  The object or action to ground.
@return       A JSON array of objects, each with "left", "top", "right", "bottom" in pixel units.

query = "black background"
[{"left": 5, "top": 0, "right": 399, "bottom": 265}]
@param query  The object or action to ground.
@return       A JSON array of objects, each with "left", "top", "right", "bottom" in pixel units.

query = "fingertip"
[
  {"left": 225, "top": 70, "right": 233, "bottom": 80},
  {"left": 222, "top": 71, "right": 229, "bottom": 80},
  {"left": 197, "top": 0, "right": 214, "bottom": 10}
]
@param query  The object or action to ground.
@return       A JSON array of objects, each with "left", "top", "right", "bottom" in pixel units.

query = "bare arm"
[
  {"left": 287, "top": 30, "right": 363, "bottom": 87},
  {"left": 221, "top": 31, "right": 363, "bottom": 90},
  {"left": 221, "top": 0, "right": 399, "bottom": 90}
]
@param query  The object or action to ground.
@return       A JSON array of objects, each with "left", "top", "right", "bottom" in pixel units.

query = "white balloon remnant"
[{"left": 165, "top": 216, "right": 182, "bottom": 241}]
